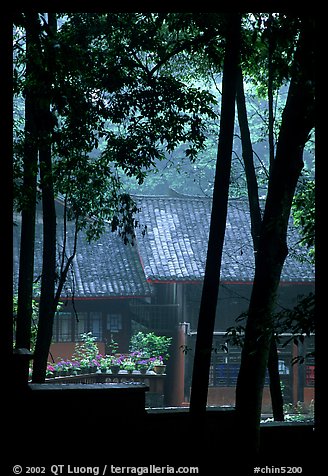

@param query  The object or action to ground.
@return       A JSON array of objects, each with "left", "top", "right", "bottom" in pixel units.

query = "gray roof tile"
[
  {"left": 13, "top": 214, "right": 151, "bottom": 298},
  {"left": 134, "top": 196, "right": 314, "bottom": 283},
  {"left": 13, "top": 196, "right": 314, "bottom": 301}
]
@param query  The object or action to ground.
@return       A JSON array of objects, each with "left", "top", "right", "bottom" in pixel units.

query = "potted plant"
[
  {"left": 89, "top": 358, "right": 99, "bottom": 373},
  {"left": 46, "top": 364, "right": 56, "bottom": 378},
  {"left": 72, "top": 332, "right": 100, "bottom": 373},
  {"left": 130, "top": 332, "right": 172, "bottom": 376},
  {"left": 79, "top": 358, "right": 91, "bottom": 374},
  {"left": 71, "top": 360, "right": 82, "bottom": 375},
  {"left": 130, "top": 331, "right": 172, "bottom": 365},
  {"left": 122, "top": 357, "right": 136, "bottom": 374},
  {"left": 109, "top": 355, "right": 122, "bottom": 374},
  {"left": 54, "top": 360, "right": 67, "bottom": 376},
  {"left": 150, "top": 356, "right": 166, "bottom": 374},
  {"left": 99, "top": 355, "right": 109, "bottom": 373},
  {"left": 61, "top": 360, "right": 75, "bottom": 375},
  {"left": 65, "top": 360, "right": 75, "bottom": 375},
  {"left": 137, "top": 359, "right": 150, "bottom": 374}
]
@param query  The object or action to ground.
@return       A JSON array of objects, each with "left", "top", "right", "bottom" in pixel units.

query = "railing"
[{"left": 46, "top": 370, "right": 166, "bottom": 407}]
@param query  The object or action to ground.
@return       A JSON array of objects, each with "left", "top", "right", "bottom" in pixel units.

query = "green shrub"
[{"left": 130, "top": 331, "right": 172, "bottom": 362}]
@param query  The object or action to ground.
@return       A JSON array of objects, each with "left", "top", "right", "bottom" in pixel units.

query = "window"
[
  {"left": 106, "top": 313, "right": 122, "bottom": 332},
  {"left": 207, "top": 337, "right": 274, "bottom": 387},
  {"left": 55, "top": 312, "right": 72, "bottom": 342},
  {"left": 53, "top": 311, "right": 103, "bottom": 342},
  {"left": 208, "top": 337, "right": 241, "bottom": 387},
  {"left": 278, "top": 359, "right": 290, "bottom": 375},
  {"left": 74, "top": 312, "right": 88, "bottom": 340},
  {"left": 90, "top": 311, "right": 102, "bottom": 340}
]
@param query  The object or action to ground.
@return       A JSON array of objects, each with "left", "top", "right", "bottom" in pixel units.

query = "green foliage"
[
  {"left": 14, "top": 13, "right": 218, "bottom": 241},
  {"left": 225, "top": 292, "right": 315, "bottom": 365},
  {"left": 14, "top": 13, "right": 309, "bottom": 210},
  {"left": 225, "top": 313, "right": 247, "bottom": 348},
  {"left": 130, "top": 331, "right": 172, "bottom": 362},
  {"left": 241, "top": 14, "right": 300, "bottom": 95},
  {"left": 275, "top": 293, "right": 315, "bottom": 363},
  {"left": 292, "top": 176, "right": 315, "bottom": 263},
  {"left": 72, "top": 331, "right": 99, "bottom": 363},
  {"left": 106, "top": 336, "right": 119, "bottom": 355}
]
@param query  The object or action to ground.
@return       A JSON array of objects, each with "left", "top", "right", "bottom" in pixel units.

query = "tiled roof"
[
  {"left": 13, "top": 215, "right": 151, "bottom": 298},
  {"left": 134, "top": 195, "right": 314, "bottom": 283},
  {"left": 66, "top": 226, "right": 151, "bottom": 297},
  {"left": 13, "top": 195, "right": 314, "bottom": 300}
]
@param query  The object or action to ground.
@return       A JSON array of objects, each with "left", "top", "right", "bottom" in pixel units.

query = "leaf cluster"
[
  {"left": 130, "top": 331, "right": 172, "bottom": 361},
  {"left": 241, "top": 14, "right": 301, "bottom": 95},
  {"left": 14, "top": 12, "right": 218, "bottom": 242},
  {"left": 225, "top": 293, "right": 315, "bottom": 365},
  {"left": 275, "top": 293, "right": 315, "bottom": 344},
  {"left": 292, "top": 176, "right": 315, "bottom": 262},
  {"left": 14, "top": 13, "right": 312, "bottom": 242}
]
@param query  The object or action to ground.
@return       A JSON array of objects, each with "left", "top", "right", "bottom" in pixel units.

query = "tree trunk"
[
  {"left": 266, "top": 18, "right": 285, "bottom": 420},
  {"left": 235, "top": 17, "right": 314, "bottom": 455},
  {"left": 15, "top": 13, "right": 40, "bottom": 383},
  {"left": 236, "top": 66, "right": 262, "bottom": 250},
  {"left": 189, "top": 13, "right": 241, "bottom": 415},
  {"left": 32, "top": 13, "right": 58, "bottom": 383},
  {"left": 236, "top": 66, "right": 284, "bottom": 422},
  {"left": 31, "top": 146, "right": 57, "bottom": 383},
  {"left": 267, "top": 13, "right": 275, "bottom": 176}
]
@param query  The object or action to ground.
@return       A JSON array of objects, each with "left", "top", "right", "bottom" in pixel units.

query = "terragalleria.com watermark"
[{"left": 12, "top": 465, "right": 199, "bottom": 475}]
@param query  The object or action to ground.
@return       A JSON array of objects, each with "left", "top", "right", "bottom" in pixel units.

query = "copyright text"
[{"left": 12, "top": 465, "right": 199, "bottom": 475}]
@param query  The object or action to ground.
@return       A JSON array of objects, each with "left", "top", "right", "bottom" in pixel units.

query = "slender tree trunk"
[
  {"left": 267, "top": 13, "right": 275, "bottom": 176},
  {"left": 31, "top": 146, "right": 57, "bottom": 383},
  {"left": 15, "top": 13, "right": 40, "bottom": 383},
  {"left": 32, "top": 13, "right": 58, "bottom": 383},
  {"left": 236, "top": 66, "right": 284, "bottom": 422},
  {"left": 235, "top": 18, "right": 314, "bottom": 455},
  {"left": 236, "top": 66, "right": 262, "bottom": 249},
  {"left": 189, "top": 13, "right": 241, "bottom": 415},
  {"left": 267, "top": 32, "right": 285, "bottom": 420}
]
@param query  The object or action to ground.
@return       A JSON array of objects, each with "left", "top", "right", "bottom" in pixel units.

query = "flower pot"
[
  {"left": 110, "top": 365, "right": 121, "bottom": 374},
  {"left": 153, "top": 365, "right": 166, "bottom": 375}
]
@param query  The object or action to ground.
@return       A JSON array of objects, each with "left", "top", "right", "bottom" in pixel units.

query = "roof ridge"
[
  {"left": 132, "top": 194, "right": 258, "bottom": 202},
  {"left": 133, "top": 194, "right": 210, "bottom": 200}
]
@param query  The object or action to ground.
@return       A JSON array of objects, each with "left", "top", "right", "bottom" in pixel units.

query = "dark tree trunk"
[
  {"left": 15, "top": 13, "right": 41, "bottom": 383},
  {"left": 266, "top": 17, "right": 285, "bottom": 420},
  {"left": 236, "top": 66, "right": 262, "bottom": 250},
  {"left": 32, "top": 13, "right": 58, "bottom": 383},
  {"left": 189, "top": 13, "right": 241, "bottom": 415},
  {"left": 31, "top": 147, "right": 57, "bottom": 383},
  {"left": 236, "top": 66, "right": 284, "bottom": 422},
  {"left": 235, "top": 17, "right": 314, "bottom": 455},
  {"left": 267, "top": 13, "right": 275, "bottom": 176}
]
